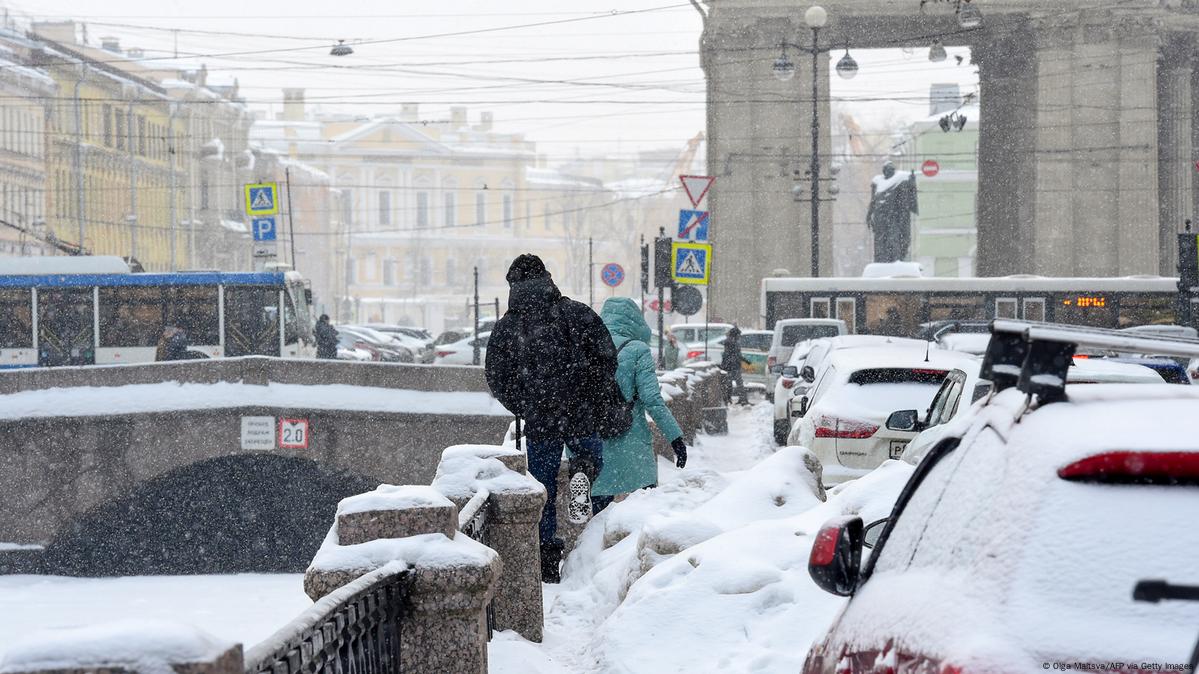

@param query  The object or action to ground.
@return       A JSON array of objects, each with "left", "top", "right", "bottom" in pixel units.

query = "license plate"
[{"left": 889, "top": 440, "right": 908, "bottom": 459}]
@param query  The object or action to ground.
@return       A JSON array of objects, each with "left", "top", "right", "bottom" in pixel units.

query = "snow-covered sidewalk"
[{"left": 489, "top": 403, "right": 913, "bottom": 674}]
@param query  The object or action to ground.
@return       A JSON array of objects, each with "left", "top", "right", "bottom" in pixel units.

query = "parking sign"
[{"left": 252, "top": 216, "right": 277, "bottom": 242}]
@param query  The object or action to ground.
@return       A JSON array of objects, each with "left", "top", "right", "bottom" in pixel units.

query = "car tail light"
[
  {"left": 1058, "top": 451, "right": 1199, "bottom": 485},
  {"left": 814, "top": 415, "right": 879, "bottom": 439},
  {"left": 436, "top": 350, "right": 455, "bottom": 358},
  {"left": 686, "top": 350, "right": 704, "bottom": 360},
  {"left": 781, "top": 378, "right": 797, "bottom": 389}
]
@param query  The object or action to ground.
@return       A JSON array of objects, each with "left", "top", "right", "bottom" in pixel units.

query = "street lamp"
[{"left": 771, "top": 5, "right": 857, "bottom": 278}]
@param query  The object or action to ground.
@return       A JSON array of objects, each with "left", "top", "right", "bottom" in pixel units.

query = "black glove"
[{"left": 671, "top": 437, "right": 688, "bottom": 469}]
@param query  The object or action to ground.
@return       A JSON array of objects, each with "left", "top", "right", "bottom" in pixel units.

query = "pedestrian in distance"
[
  {"left": 484, "top": 254, "right": 619, "bottom": 583},
  {"left": 663, "top": 329, "right": 681, "bottom": 370},
  {"left": 158, "top": 326, "right": 193, "bottom": 361},
  {"left": 315, "top": 314, "right": 339, "bottom": 359},
  {"left": 722, "top": 326, "right": 749, "bottom": 406},
  {"left": 591, "top": 298, "right": 687, "bottom": 514}
]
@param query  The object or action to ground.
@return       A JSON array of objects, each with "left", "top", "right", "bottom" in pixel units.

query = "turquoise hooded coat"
[{"left": 592, "top": 297, "right": 684, "bottom": 496}]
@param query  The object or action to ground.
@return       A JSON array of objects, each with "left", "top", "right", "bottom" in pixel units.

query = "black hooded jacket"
[{"left": 485, "top": 275, "right": 617, "bottom": 438}]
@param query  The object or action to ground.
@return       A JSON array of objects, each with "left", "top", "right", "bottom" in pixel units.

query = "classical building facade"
[
  {"left": 700, "top": 0, "right": 1199, "bottom": 326},
  {"left": 0, "top": 28, "right": 56, "bottom": 256}
]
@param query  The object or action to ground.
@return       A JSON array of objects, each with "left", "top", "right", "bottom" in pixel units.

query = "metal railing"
[
  {"left": 457, "top": 488, "right": 495, "bottom": 639},
  {"left": 245, "top": 566, "right": 411, "bottom": 674}
]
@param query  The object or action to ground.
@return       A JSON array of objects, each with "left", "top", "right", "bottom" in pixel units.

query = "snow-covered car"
[
  {"left": 335, "top": 330, "right": 375, "bottom": 361},
  {"left": 803, "top": 377, "right": 1199, "bottom": 672},
  {"left": 788, "top": 347, "right": 977, "bottom": 485},
  {"left": 338, "top": 325, "right": 415, "bottom": 363},
  {"left": 766, "top": 318, "right": 846, "bottom": 377},
  {"left": 433, "top": 332, "right": 489, "bottom": 365},
  {"left": 772, "top": 335, "right": 929, "bottom": 446},
  {"left": 670, "top": 322, "right": 733, "bottom": 362},
  {"left": 900, "top": 356, "right": 1166, "bottom": 468}
]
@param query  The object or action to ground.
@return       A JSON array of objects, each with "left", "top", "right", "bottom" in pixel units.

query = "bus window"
[
  {"left": 811, "top": 298, "right": 831, "bottom": 319},
  {"left": 38, "top": 288, "right": 95, "bottom": 366},
  {"left": 865, "top": 293, "right": 921, "bottom": 337},
  {"left": 836, "top": 298, "right": 857, "bottom": 334},
  {"left": 1023, "top": 297, "right": 1046, "bottom": 322},
  {"left": 283, "top": 292, "right": 298, "bottom": 344},
  {"left": 928, "top": 296, "right": 985, "bottom": 322},
  {"left": 995, "top": 298, "right": 1017, "bottom": 319},
  {"left": 168, "top": 287, "right": 220, "bottom": 345},
  {"left": 224, "top": 287, "right": 280, "bottom": 357},
  {"left": 100, "top": 287, "right": 165, "bottom": 347},
  {"left": 285, "top": 282, "right": 312, "bottom": 342},
  {"left": 0, "top": 289, "right": 33, "bottom": 349},
  {"left": 1117, "top": 295, "right": 1174, "bottom": 327}
]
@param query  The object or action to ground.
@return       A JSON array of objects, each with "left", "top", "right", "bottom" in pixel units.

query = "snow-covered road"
[{"left": 489, "top": 403, "right": 913, "bottom": 674}]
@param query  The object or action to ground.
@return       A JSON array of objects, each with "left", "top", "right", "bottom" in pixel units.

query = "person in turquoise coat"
[{"left": 591, "top": 297, "right": 688, "bottom": 513}]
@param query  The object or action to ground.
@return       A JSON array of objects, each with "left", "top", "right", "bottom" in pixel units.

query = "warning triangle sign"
[
  {"left": 251, "top": 189, "right": 274, "bottom": 210},
  {"left": 679, "top": 175, "right": 714, "bottom": 208},
  {"left": 678, "top": 251, "right": 704, "bottom": 276}
]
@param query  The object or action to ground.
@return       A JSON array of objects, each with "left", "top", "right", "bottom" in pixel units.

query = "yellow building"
[
  {"left": 0, "top": 29, "right": 57, "bottom": 256},
  {"left": 32, "top": 23, "right": 190, "bottom": 271}
]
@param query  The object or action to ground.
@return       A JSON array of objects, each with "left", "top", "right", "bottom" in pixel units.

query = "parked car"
[
  {"left": 766, "top": 318, "right": 846, "bottom": 377},
  {"left": 697, "top": 329, "right": 774, "bottom": 388},
  {"left": 900, "top": 356, "right": 1166, "bottom": 468},
  {"left": 771, "top": 335, "right": 927, "bottom": 446},
  {"left": 803, "top": 358, "right": 1199, "bottom": 672},
  {"left": 788, "top": 347, "right": 975, "bottom": 485},
  {"left": 433, "top": 332, "right": 489, "bottom": 365},
  {"left": 670, "top": 322, "right": 734, "bottom": 362},
  {"left": 360, "top": 323, "right": 434, "bottom": 361},
  {"left": 335, "top": 329, "right": 381, "bottom": 361},
  {"left": 1104, "top": 356, "right": 1191, "bottom": 384},
  {"left": 337, "top": 325, "right": 415, "bottom": 363}
]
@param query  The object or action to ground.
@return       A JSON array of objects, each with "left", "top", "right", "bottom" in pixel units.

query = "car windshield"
[
  {"left": 739, "top": 333, "right": 773, "bottom": 351},
  {"left": 781, "top": 324, "right": 841, "bottom": 346}
]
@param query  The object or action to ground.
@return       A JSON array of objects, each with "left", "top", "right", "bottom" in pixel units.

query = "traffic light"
[
  {"left": 640, "top": 243, "right": 650, "bottom": 295},
  {"left": 654, "top": 236, "right": 673, "bottom": 289}
]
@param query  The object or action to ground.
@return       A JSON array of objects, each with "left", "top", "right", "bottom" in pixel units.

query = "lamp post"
[{"left": 772, "top": 5, "right": 857, "bottom": 278}]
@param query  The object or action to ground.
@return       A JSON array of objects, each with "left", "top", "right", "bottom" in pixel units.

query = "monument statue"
[{"left": 866, "top": 161, "right": 919, "bottom": 263}]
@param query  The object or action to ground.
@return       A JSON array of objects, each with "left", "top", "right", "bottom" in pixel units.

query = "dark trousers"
[
  {"left": 591, "top": 483, "right": 656, "bottom": 516},
  {"left": 526, "top": 433, "right": 603, "bottom": 545}
]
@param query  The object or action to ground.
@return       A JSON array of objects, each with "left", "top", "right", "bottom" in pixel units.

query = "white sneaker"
[{"left": 567, "top": 471, "right": 592, "bottom": 524}]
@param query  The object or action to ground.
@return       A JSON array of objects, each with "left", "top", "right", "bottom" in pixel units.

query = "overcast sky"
[{"left": 9, "top": 0, "right": 977, "bottom": 163}]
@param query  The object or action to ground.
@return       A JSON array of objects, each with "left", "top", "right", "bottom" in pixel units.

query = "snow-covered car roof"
[
  {"left": 935, "top": 332, "right": 990, "bottom": 356},
  {"left": 822, "top": 345, "right": 977, "bottom": 375},
  {"left": 1067, "top": 357, "right": 1164, "bottom": 384}
]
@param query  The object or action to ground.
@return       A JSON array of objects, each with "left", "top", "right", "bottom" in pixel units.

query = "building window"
[
  {"left": 446, "top": 258, "right": 457, "bottom": 286},
  {"left": 115, "top": 113, "right": 125, "bottom": 151},
  {"left": 200, "top": 174, "right": 210, "bottom": 210},
  {"left": 378, "top": 190, "right": 391, "bottom": 227},
  {"left": 444, "top": 192, "right": 457, "bottom": 227},
  {"left": 502, "top": 195, "right": 513, "bottom": 229},
  {"left": 420, "top": 257, "right": 432, "bottom": 286},
  {"left": 475, "top": 192, "right": 486, "bottom": 226},
  {"left": 416, "top": 192, "right": 429, "bottom": 228},
  {"left": 345, "top": 257, "right": 357, "bottom": 287},
  {"left": 383, "top": 258, "right": 398, "bottom": 286},
  {"left": 137, "top": 116, "right": 147, "bottom": 156}
]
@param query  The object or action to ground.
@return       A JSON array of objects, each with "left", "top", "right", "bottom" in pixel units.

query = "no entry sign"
[{"left": 921, "top": 160, "right": 940, "bottom": 178}]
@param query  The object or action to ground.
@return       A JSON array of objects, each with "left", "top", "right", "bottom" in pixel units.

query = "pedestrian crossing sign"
[
  {"left": 245, "top": 182, "right": 279, "bottom": 216},
  {"left": 671, "top": 242, "right": 712, "bottom": 286}
]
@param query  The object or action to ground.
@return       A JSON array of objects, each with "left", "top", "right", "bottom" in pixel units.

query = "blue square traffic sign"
[
  {"left": 252, "top": 216, "right": 277, "bottom": 241},
  {"left": 677, "top": 210, "right": 710, "bottom": 242}
]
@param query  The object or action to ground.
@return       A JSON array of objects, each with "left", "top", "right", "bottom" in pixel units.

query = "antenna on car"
[{"left": 924, "top": 339, "right": 931, "bottom": 363}]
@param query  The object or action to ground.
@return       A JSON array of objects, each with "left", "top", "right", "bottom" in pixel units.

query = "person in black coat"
[
  {"left": 721, "top": 326, "right": 748, "bottom": 405},
  {"left": 315, "top": 315, "right": 339, "bottom": 359},
  {"left": 484, "top": 254, "right": 617, "bottom": 580},
  {"left": 160, "top": 326, "right": 193, "bottom": 361}
]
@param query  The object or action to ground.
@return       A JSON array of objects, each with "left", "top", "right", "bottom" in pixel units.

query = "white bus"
[{"left": 0, "top": 256, "right": 315, "bottom": 368}]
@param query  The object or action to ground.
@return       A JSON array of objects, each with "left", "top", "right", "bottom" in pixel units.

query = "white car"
[
  {"left": 670, "top": 322, "right": 733, "bottom": 362},
  {"left": 433, "top": 332, "right": 490, "bottom": 365},
  {"left": 766, "top": 318, "right": 846, "bottom": 376},
  {"left": 900, "top": 356, "right": 1165, "bottom": 468},
  {"left": 772, "top": 335, "right": 929, "bottom": 445},
  {"left": 788, "top": 347, "right": 978, "bottom": 485}
]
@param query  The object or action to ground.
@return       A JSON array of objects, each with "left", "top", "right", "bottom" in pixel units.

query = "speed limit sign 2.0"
[{"left": 279, "top": 418, "right": 310, "bottom": 449}]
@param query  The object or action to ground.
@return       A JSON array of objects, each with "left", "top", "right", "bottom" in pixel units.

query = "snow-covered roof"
[{"left": 824, "top": 344, "right": 973, "bottom": 374}]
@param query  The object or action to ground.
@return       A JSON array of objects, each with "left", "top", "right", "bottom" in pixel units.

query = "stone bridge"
[
  {"left": 0, "top": 358, "right": 512, "bottom": 574},
  {"left": 702, "top": 0, "right": 1199, "bottom": 324}
]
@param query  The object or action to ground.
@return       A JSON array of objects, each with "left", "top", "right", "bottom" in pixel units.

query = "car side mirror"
[
  {"left": 862, "top": 518, "right": 888, "bottom": 549},
  {"left": 770, "top": 364, "right": 784, "bottom": 375},
  {"left": 808, "top": 515, "right": 863, "bottom": 596},
  {"left": 782, "top": 365, "right": 799, "bottom": 378},
  {"left": 801, "top": 365, "right": 816, "bottom": 382},
  {"left": 886, "top": 409, "right": 921, "bottom": 432}
]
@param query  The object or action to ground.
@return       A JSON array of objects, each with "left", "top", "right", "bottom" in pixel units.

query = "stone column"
[
  {"left": 304, "top": 485, "right": 501, "bottom": 674},
  {"left": 1158, "top": 37, "right": 1194, "bottom": 274},
  {"left": 432, "top": 445, "right": 547, "bottom": 643},
  {"left": 975, "top": 29, "right": 1038, "bottom": 276}
]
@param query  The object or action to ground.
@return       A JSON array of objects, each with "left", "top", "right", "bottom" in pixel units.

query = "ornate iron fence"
[
  {"left": 458, "top": 489, "right": 495, "bottom": 639},
  {"left": 245, "top": 568, "right": 411, "bottom": 674}
]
